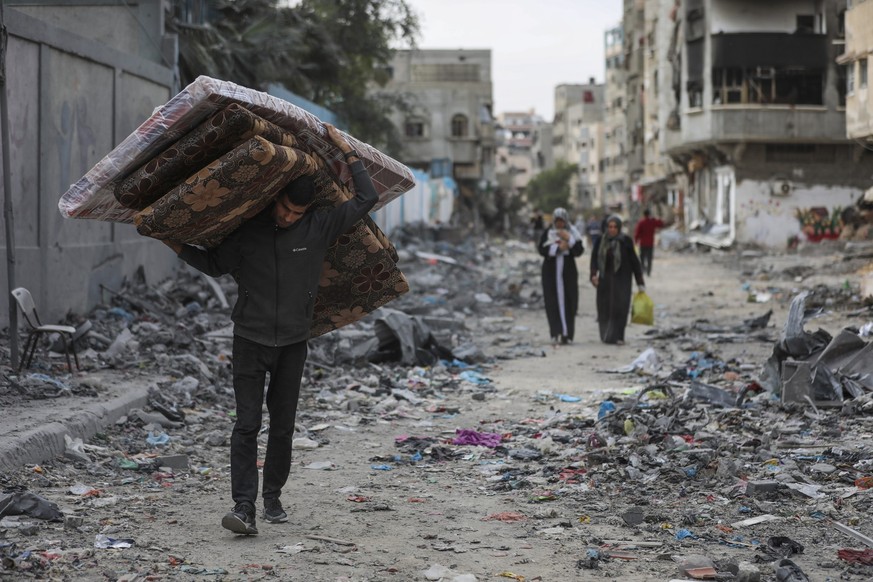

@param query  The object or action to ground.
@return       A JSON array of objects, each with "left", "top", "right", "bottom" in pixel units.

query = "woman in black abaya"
[
  {"left": 589, "top": 215, "right": 645, "bottom": 344},
  {"left": 539, "top": 207, "right": 585, "bottom": 344}
]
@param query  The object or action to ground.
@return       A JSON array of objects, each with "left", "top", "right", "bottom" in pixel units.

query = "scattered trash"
[
  {"left": 0, "top": 490, "right": 63, "bottom": 521},
  {"left": 451, "top": 429, "right": 502, "bottom": 448},
  {"left": 304, "top": 461, "right": 337, "bottom": 470},
  {"left": 146, "top": 432, "right": 170, "bottom": 447},
  {"left": 94, "top": 534, "right": 135, "bottom": 549},
  {"left": 773, "top": 558, "right": 810, "bottom": 582},
  {"left": 837, "top": 548, "right": 873, "bottom": 565},
  {"left": 1, "top": 232, "right": 871, "bottom": 581}
]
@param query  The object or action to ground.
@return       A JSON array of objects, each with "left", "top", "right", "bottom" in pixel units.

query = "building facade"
[
  {"left": 665, "top": 0, "right": 871, "bottom": 248},
  {"left": 603, "top": 25, "right": 629, "bottom": 210},
  {"left": 381, "top": 49, "right": 495, "bottom": 224},
  {"left": 624, "top": 0, "right": 647, "bottom": 206},
  {"left": 551, "top": 82, "right": 606, "bottom": 211},
  {"left": 840, "top": 0, "right": 873, "bottom": 143},
  {"left": 495, "top": 110, "right": 542, "bottom": 197}
]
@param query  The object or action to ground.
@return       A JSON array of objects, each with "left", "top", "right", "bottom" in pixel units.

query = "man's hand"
[
  {"left": 591, "top": 274, "right": 599, "bottom": 287},
  {"left": 558, "top": 240, "right": 570, "bottom": 252},
  {"left": 324, "top": 123, "right": 356, "bottom": 160}
]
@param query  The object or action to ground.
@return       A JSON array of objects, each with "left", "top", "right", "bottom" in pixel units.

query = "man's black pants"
[
  {"left": 639, "top": 246, "right": 654, "bottom": 276},
  {"left": 230, "top": 336, "right": 308, "bottom": 506}
]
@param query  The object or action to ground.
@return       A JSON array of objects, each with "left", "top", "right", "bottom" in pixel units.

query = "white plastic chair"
[{"left": 11, "top": 287, "right": 80, "bottom": 373}]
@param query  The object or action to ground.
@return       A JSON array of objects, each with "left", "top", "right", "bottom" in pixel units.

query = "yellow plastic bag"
[{"left": 631, "top": 291, "right": 654, "bottom": 325}]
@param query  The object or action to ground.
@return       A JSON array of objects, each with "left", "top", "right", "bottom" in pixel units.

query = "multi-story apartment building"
[
  {"left": 640, "top": 0, "right": 683, "bottom": 219},
  {"left": 495, "top": 110, "right": 543, "bottom": 200},
  {"left": 530, "top": 123, "right": 555, "bottom": 178},
  {"left": 666, "top": 0, "right": 872, "bottom": 248},
  {"left": 839, "top": 0, "right": 873, "bottom": 144},
  {"left": 603, "top": 25, "right": 629, "bottom": 210},
  {"left": 552, "top": 82, "right": 605, "bottom": 210},
  {"left": 381, "top": 49, "right": 496, "bottom": 211},
  {"left": 624, "top": 0, "right": 647, "bottom": 203}
]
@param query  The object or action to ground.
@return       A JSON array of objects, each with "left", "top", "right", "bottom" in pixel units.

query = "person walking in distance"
[
  {"left": 538, "top": 207, "right": 585, "bottom": 344},
  {"left": 633, "top": 208, "right": 665, "bottom": 276},
  {"left": 590, "top": 215, "right": 645, "bottom": 345},
  {"left": 162, "top": 123, "right": 379, "bottom": 535}
]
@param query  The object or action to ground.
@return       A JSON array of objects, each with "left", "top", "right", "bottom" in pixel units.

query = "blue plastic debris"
[
  {"left": 27, "top": 373, "right": 71, "bottom": 392},
  {"left": 459, "top": 370, "right": 490, "bottom": 385},
  {"left": 108, "top": 307, "right": 135, "bottom": 323},
  {"left": 597, "top": 401, "right": 616, "bottom": 420},
  {"left": 146, "top": 432, "right": 170, "bottom": 446},
  {"left": 676, "top": 529, "right": 697, "bottom": 540},
  {"left": 370, "top": 464, "right": 393, "bottom": 471}
]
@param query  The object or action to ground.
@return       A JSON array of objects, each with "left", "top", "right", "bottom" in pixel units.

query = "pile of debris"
[{"left": 1, "top": 232, "right": 872, "bottom": 581}]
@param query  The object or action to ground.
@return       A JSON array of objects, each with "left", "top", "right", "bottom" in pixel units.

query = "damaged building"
[
  {"left": 665, "top": 0, "right": 873, "bottom": 248},
  {"left": 379, "top": 49, "right": 496, "bottom": 227}
]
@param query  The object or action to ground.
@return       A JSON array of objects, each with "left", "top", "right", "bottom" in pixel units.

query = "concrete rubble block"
[
  {"left": 155, "top": 454, "right": 190, "bottom": 470},
  {"left": 745, "top": 480, "right": 781, "bottom": 497},
  {"left": 735, "top": 561, "right": 761, "bottom": 582}
]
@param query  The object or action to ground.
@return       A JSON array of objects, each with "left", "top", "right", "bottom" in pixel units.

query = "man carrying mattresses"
[{"left": 162, "top": 123, "right": 378, "bottom": 535}]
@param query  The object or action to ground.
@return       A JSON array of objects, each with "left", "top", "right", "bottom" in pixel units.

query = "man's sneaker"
[
  {"left": 263, "top": 498, "right": 288, "bottom": 523},
  {"left": 221, "top": 502, "right": 258, "bottom": 535}
]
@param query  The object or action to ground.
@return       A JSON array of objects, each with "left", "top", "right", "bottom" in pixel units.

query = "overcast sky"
[{"left": 402, "top": 0, "right": 624, "bottom": 121}]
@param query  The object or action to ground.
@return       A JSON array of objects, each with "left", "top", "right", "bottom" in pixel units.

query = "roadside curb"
[{"left": 0, "top": 383, "right": 150, "bottom": 473}]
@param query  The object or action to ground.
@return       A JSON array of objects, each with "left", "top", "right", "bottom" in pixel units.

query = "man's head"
[
  {"left": 643, "top": 208, "right": 652, "bottom": 218},
  {"left": 273, "top": 174, "right": 316, "bottom": 228}
]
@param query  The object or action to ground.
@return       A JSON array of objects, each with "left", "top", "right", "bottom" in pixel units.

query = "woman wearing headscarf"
[
  {"left": 589, "top": 215, "right": 645, "bottom": 344},
  {"left": 538, "top": 208, "right": 585, "bottom": 344}
]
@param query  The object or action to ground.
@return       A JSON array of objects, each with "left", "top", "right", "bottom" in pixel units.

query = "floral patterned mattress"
[{"left": 58, "top": 76, "right": 413, "bottom": 338}]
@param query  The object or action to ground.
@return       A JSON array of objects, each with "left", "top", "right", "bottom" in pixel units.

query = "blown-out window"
[
  {"left": 451, "top": 114, "right": 468, "bottom": 137},
  {"left": 405, "top": 118, "right": 426, "bottom": 138}
]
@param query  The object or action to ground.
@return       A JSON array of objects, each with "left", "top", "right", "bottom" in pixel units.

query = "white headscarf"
[{"left": 542, "top": 207, "right": 583, "bottom": 253}]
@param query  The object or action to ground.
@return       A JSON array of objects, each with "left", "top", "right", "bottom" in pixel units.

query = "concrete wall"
[
  {"left": 1, "top": 6, "right": 177, "bottom": 329},
  {"left": 682, "top": 140, "right": 873, "bottom": 248},
  {"left": 736, "top": 179, "right": 858, "bottom": 248}
]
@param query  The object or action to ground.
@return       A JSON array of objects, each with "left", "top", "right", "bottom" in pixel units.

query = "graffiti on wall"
[{"left": 794, "top": 206, "right": 842, "bottom": 244}]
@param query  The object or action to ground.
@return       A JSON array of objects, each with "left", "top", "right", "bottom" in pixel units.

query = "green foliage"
[
  {"left": 298, "top": 0, "right": 419, "bottom": 156},
  {"left": 525, "top": 162, "right": 578, "bottom": 212},
  {"left": 166, "top": 0, "right": 419, "bottom": 155}
]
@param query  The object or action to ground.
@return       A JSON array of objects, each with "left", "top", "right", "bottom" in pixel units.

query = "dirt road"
[{"left": 2, "top": 244, "right": 872, "bottom": 581}]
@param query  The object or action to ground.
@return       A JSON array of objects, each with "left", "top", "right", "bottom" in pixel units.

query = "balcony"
[
  {"left": 675, "top": 32, "right": 845, "bottom": 148},
  {"left": 680, "top": 105, "right": 845, "bottom": 148}
]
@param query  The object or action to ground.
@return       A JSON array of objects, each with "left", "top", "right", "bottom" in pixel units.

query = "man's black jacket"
[{"left": 179, "top": 160, "right": 378, "bottom": 346}]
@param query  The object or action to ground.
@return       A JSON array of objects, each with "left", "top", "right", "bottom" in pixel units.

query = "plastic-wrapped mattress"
[{"left": 58, "top": 76, "right": 413, "bottom": 337}]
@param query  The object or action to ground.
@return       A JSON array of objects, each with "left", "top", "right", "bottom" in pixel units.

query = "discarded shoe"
[
  {"left": 221, "top": 502, "right": 258, "bottom": 535},
  {"left": 774, "top": 558, "right": 810, "bottom": 582},
  {"left": 263, "top": 497, "right": 288, "bottom": 524}
]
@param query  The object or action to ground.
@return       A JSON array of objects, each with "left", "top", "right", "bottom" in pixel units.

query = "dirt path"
[{"left": 2, "top": 246, "right": 872, "bottom": 582}]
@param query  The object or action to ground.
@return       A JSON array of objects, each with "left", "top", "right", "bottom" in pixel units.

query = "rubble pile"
[{"left": 1, "top": 233, "right": 872, "bottom": 580}]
